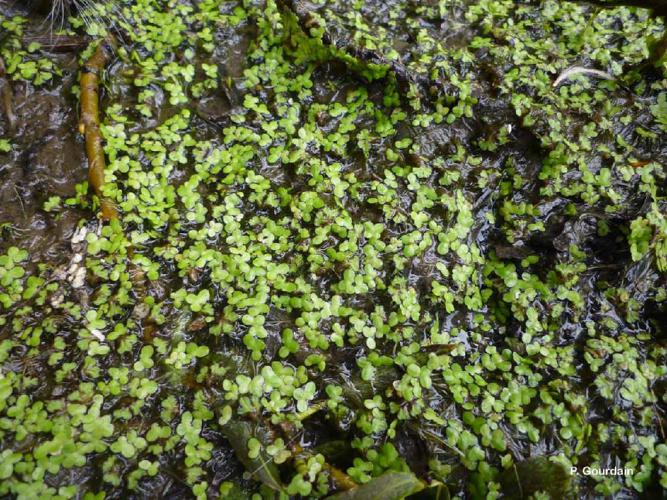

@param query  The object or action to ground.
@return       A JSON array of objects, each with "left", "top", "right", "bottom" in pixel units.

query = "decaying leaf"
[
  {"left": 498, "top": 457, "right": 571, "bottom": 499},
  {"left": 222, "top": 420, "right": 284, "bottom": 492},
  {"left": 327, "top": 472, "right": 424, "bottom": 500}
]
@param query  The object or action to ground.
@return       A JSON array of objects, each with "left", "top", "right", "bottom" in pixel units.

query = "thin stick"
[{"left": 13, "top": 185, "right": 26, "bottom": 219}]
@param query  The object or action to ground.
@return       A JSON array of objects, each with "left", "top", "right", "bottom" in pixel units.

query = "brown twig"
[
  {"left": 79, "top": 36, "right": 118, "bottom": 220},
  {"left": 0, "top": 56, "right": 17, "bottom": 132},
  {"left": 324, "top": 461, "right": 359, "bottom": 491}
]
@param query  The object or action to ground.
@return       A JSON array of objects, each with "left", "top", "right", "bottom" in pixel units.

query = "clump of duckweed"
[
  {"left": 0, "top": 0, "right": 666, "bottom": 498},
  {"left": 0, "top": 15, "right": 62, "bottom": 86}
]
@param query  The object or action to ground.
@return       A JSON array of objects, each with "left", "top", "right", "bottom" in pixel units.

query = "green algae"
[{"left": 1, "top": 0, "right": 666, "bottom": 498}]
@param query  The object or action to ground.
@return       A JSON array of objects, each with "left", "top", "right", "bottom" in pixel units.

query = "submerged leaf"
[
  {"left": 222, "top": 421, "right": 284, "bottom": 492},
  {"left": 327, "top": 472, "right": 424, "bottom": 500}
]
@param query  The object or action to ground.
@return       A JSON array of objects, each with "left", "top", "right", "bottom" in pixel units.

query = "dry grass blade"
[{"left": 553, "top": 66, "right": 615, "bottom": 87}]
